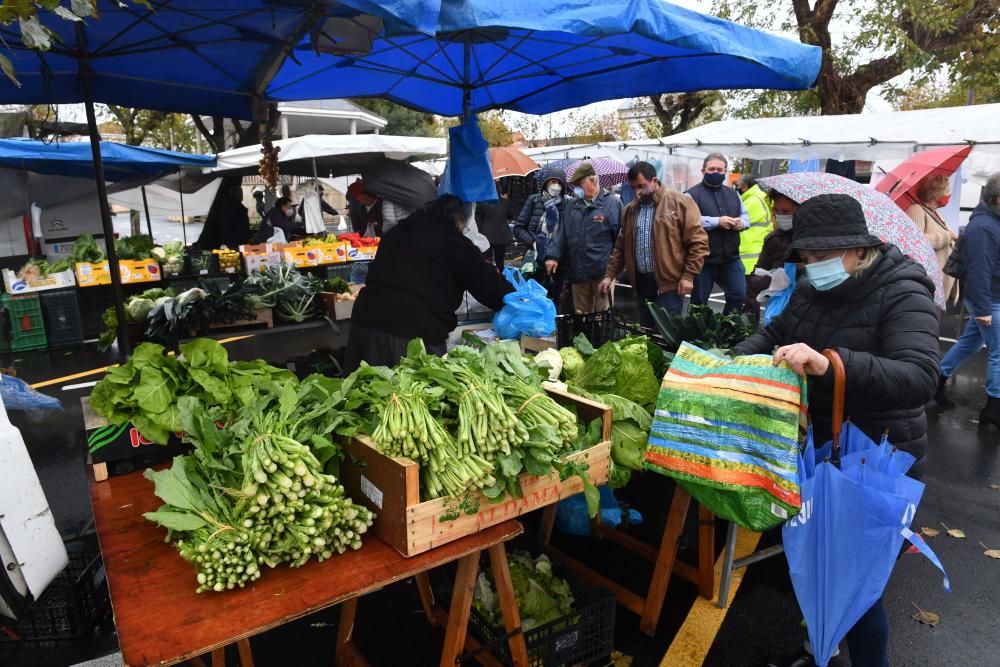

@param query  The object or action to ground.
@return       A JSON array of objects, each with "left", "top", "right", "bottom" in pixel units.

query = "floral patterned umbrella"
[
  {"left": 564, "top": 157, "right": 630, "bottom": 190},
  {"left": 758, "top": 172, "right": 945, "bottom": 308}
]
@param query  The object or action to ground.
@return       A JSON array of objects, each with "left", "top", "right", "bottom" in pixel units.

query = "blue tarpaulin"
[
  {"left": 0, "top": 139, "right": 214, "bottom": 181},
  {"left": 270, "top": 0, "right": 822, "bottom": 116}
]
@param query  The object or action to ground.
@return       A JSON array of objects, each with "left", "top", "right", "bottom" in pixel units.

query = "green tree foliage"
[
  {"left": 712, "top": 0, "right": 999, "bottom": 116},
  {"left": 0, "top": 0, "right": 150, "bottom": 84},
  {"left": 353, "top": 99, "right": 440, "bottom": 137},
  {"left": 645, "top": 92, "right": 724, "bottom": 137}
]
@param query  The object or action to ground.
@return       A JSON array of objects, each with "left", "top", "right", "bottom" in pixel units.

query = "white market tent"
[
  {"left": 623, "top": 103, "right": 1000, "bottom": 185},
  {"left": 209, "top": 134, "right": 448, "bottom": 177}
]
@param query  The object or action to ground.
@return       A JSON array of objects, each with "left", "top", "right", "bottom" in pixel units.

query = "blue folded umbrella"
[{"left": 784, "top": 423, "right": 949, "bottom": 667}]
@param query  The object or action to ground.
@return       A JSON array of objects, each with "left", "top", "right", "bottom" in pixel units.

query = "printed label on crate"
[
  {"left": 87, "top": 422, "right": 173, "bottom": 463},
  {"left": 2, "top": 268, "right": 76, "bottom": 294},
  {"left": 360, "top": 475, "right": 384, "bottom": 509}
]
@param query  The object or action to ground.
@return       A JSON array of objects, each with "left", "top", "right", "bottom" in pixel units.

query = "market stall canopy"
[
  {"left": 0, "top": 139, "right": 214, "bottom": 181},
  {"left": 210, "top": 134, "right": 448, "bottom": 177},
  {"left": 268, "top": 0, "right": 822, "bottom": 117},
  {"left": 0, "top": 1, "right": 428, "bottom": 119},
  {"left": 627, "top": 103, "right": 1000, "bottom": 166}
]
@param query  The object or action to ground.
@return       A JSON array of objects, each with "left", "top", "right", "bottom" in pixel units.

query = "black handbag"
[{"left": 942, "top": 236, "right": 965, "bottom": 279}]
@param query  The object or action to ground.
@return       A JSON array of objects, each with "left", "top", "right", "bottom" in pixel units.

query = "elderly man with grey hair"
[
  {"left": 935, "top": 173, "right": 1000, "bottom": 430},
  {"left": 685, "top": 152, "right": 751, "bottom": 313}
]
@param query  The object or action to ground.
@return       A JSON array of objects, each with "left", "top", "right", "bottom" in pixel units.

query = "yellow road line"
[
  {"left": 660, "top": 529, "right": 763, "bottom": 667},
  {"left": 29, "top": 334, "right": 256, "bottom": 390}
]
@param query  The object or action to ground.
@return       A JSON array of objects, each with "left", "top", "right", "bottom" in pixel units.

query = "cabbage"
[
  {"left": 558, "top": 347, "right": 585, "bottom": 382},
  {"left": 127, "top": 298, "right": 156, "bottom": 321}
]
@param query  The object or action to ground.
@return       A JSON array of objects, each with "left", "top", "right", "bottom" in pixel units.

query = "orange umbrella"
[
  {"left": 488, "top": 147, "right": 540, "bottom": 179},
  {"left": 874, "top": 145, "right": 972, "bottom": 210}
]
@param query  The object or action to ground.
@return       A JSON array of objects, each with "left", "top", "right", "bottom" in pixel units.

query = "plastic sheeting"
[
  {"left": 107, "top": 179, "right": 221, "bottom": 219},
  {"left": 211, "top": 135, "right": 447, "bottom": 177}
]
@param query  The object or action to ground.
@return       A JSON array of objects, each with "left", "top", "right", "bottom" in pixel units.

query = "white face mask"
[
  {"left": 546, "top": 183, "right": 562, "bottom": 197},
  {"left": 775, "top": 214, "right": 794, "bottom": 231}
]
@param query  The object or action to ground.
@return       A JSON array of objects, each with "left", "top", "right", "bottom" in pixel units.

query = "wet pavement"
[{"left": 0, "top": 300, "right": 996, "bottom": 667}]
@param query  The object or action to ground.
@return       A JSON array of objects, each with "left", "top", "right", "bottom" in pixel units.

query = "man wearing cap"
[
  {"left": 733, "top": 193, "right": 939, "bottom": 667},
  {"left": 544, "top": 162, "right": 622, "bottom": 313}
]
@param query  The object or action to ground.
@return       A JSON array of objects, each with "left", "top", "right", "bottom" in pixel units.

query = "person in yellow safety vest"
[{"left": 737, "top": 175, "right": 773, "bottom": 273}]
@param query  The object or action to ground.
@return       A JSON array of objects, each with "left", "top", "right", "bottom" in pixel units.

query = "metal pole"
[
  {"left": 140, "top": 185, "right": 153, "bottom": 238},
  {"left": 77, "top": 23, "right": 130, "bottom": 358},
  {"left": 178, "top": 169, "right": 187, "bottom": 245},
  {"left": 462, "top": 36, "right": 472, "bottom": 123}
]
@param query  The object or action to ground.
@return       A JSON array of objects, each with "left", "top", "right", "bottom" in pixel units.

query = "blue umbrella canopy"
[
  {"left": 0, "top": 139, "right": 214, "bottom": 181},
  {"left": 0, "top": 1, "right": 424, "bottom": 119},
  {"left": 269, "top": 0, "right": 822, "bottom": 116}
]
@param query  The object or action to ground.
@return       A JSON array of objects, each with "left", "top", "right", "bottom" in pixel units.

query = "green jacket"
[{"left": 740, "top": 184, "right": 772, "bottom": 273}]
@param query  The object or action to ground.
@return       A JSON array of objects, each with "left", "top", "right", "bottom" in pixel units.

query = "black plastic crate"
[
  {"left": 0, "top": 537, "right": 110, "bottom": 642},
  {"left": 432, "top": 553, "right": 616, "bottom": 667},
  {"left": 39, "top": 289, "right": 84, "bottom": 347},
  {"left": 556, "top": 310, "right": 669, "bottom": 352}
]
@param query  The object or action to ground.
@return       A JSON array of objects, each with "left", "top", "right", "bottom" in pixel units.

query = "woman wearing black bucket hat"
[{"left": 733, "top": 193, "right": 940, "bottom": 667}]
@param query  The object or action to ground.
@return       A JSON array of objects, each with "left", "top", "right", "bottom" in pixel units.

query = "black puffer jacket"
[{"left": 732, "top": 245, "right": 940, "bottom": 473}]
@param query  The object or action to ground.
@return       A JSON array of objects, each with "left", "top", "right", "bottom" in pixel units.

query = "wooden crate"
[
  {"left": 340, "top": 386, "right": 612, "bottom": 557},
  {"left": 207, "top": 308, "right": 274, "bottom": 330}
]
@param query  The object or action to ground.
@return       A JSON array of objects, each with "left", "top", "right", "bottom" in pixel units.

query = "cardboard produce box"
[
  {"left": 75, "top": 259, "right": 161, "bottom": 287},
  {"left": 2, "top": 268, "right": 76, "bottom": 294}
]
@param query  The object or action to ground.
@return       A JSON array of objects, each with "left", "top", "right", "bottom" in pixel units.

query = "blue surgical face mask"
[
  {"left": 573, "top": 186, "right": 585, "bottom": 199},
  {"left": 804, "top": 253, "right": 850, "bottom": 291},
  {"left": 703, "top": 172, "right": 726, "bottom": 187}
]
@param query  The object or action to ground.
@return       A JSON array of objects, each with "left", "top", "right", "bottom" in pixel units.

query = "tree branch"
[{"left": 191, "top": 114, "right": 218, "bottom": 152}]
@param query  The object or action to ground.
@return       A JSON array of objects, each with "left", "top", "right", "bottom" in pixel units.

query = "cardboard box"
[
  {"left": 319, "top": 284, "right": 362, "bottom": 320},
  {"left": 347, "top": 245, "right": 378, "bottom": 261},
  {"left": 75, "top": 259, "right": 161, "bottom": 287},
  {"left": 340, "top": 386, "right": 612, "bottom": 557},
  {"left": 2, "top": 268, "right": 76, "bottom": 294},
  {"left": 282, "top": 246, "right": 323, "bottom": 268},
  {"left": 243, "top": 251, "right": 281, "bottom": 274},
  {"left": 313, "top": 241, "right": 351, "bottom": 265}
]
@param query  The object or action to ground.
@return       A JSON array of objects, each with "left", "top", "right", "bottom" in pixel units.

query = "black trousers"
[{"left": 343, "top": 322, "right": 446, "bottom": 374}]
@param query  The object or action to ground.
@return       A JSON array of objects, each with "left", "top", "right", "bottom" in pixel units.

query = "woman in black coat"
[{"left": 733, "top": 194, "right": 939, "bottom": 667}]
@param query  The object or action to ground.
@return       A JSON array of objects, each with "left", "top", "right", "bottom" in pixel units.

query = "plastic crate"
[
  {"left": 0, "top": 305, "right": 10, "bottom": 353},
  {"left": 319, "top": 264, "right": 353, "bottom": 283},
  {"left": 39, "top": 289, "right": 84, "bottom": 347},
  {"left": 1, "top": 294, "right": 47, "bottom": 352},
  {"left": 432, "top": 554, "right": 616, "bottom": 667},
  {"left": 556, "top": 310, "right": 670, "bottom": 351},
  {"left": 0, "top": 537, "right": 111, "bottom": 642}
]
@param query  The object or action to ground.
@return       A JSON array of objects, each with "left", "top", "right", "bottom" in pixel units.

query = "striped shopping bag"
[{"left": 644, "top": 343, "right": 807, "bottom": 532}]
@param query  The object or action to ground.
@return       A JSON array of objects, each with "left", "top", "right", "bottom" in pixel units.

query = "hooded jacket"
[
  {"left": 732, "top": 245, "right": 940, "bottom": 473},
  {"left": 546, "top": 189, "right": 622, "bottom": 283},
  {"left": 512, "top": 167, "right": 570, "bottom": 245}
]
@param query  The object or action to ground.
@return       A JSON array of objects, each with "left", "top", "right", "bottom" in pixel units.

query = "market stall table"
[{"left": 90, "top": 470, "right": 528, "bottom": 667}]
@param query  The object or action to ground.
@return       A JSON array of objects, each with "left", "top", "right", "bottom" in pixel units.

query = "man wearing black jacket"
[{"left": 344, "top": 195, "right": 514, "bottom": 371}]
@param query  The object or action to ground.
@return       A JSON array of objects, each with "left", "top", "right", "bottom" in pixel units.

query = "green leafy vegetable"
[{"left": 473, "top": 552, "right": 574, "bottom": 631}]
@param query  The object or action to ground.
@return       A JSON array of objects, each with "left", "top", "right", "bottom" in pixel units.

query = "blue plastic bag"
[
  {"left": 0, "top": 375, "right": 62, "bottom": 411},
  {"left": 555, "top": 487, "right": 643, "bottom": 536},
  {"left": 493, "top": 267, "right": 556, "bottom": 339},
  {"left": 763, "top": 262, "right": 797, "bottom": 325}
]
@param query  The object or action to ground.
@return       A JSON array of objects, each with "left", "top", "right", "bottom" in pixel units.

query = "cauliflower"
[{"left": 534, "top": 348, "right": 562, "bottom": 381}]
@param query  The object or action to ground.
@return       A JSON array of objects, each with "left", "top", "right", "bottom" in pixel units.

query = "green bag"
[{"left": 644, "top": 343, "right": 807, "bottom": 532}]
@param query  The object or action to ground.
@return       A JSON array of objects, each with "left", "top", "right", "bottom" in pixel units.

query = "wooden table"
[{"left": 90, "top": 471, "right": 528, "bottom": 667}]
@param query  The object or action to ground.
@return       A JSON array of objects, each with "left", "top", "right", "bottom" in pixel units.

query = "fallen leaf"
[
  {"left": 610, "top": 652, "right": 634, "bottom": 667},
  {"left": 920, "top": 527, "right": 941, "bottom": 537},
  {"left": 990, "top": 484, "right": 1000, "bottom": 491},
  {"left": 911, "top": 602, "right": 939, "bottom": 627},
  {"left": 980, "top": 542, "right": 1000, "bottom": 559},
  {"left": 940, "top": 522, "right": 966, "bottom": 539}
]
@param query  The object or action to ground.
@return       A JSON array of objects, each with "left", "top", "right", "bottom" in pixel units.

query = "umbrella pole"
[
  {"left": 178, "top": 168, "right": 187, "bottom": 246},
  {"left": 140, "top": 185, "right": 153, "bottom": 239},
  {"left": 462, "top": 37, "right": 471, "bottom": 123},
  {"left": 77, "top": 24, "right": 130, "bottom": 359}
]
